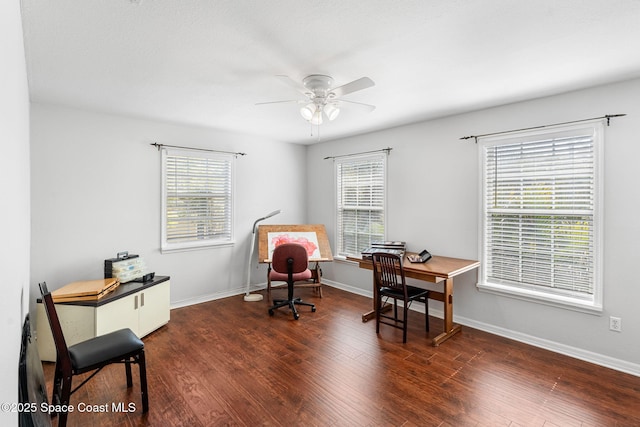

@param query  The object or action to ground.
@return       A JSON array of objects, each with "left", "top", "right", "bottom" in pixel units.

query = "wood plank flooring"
[{"left": 42, "top": 286, "right": 640, "bottom": 426}]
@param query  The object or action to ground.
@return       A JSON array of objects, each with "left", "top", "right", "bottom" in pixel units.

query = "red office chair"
[
  {"left": 372, "top": 253, "right": 429, "bottom": 343},
  {"left": 268, "top": 243, "right": 317, "bottom": 320}
]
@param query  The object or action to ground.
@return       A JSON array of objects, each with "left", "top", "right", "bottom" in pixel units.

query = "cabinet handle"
[
  {"left": 141, "top": 292, "right": 145, "bottom": 307},
  {"left": 134, "top": 295, "right": 138, "bottom": 310}
]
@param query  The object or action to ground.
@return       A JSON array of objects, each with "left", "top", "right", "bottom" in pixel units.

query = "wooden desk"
[{"left": 348, "top": 255, "right": 479, "bottom": 346}]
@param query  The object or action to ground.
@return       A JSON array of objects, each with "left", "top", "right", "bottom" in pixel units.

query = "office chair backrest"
[
  {"left": 272, "top": 243, "right": 309, "bottom": 274},
  {"left": 372, "top": 253, "right": 406, "bottom": 293},
  {"left": 39, "top": 282, "right": 73, "bottom": 374}
]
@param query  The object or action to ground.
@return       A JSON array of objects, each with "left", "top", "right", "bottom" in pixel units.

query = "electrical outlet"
[{"left": 609, "top": 316, "right": 622, "bottom": 332}]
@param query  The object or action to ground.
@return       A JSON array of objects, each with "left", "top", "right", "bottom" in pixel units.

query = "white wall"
[
  {"left": 1, "top": 0, "right": 31, "bottom": 424},
  {"left": 26, "top": 71, "right": 640, "bottom": 379},
  {"left": 307, "top": 78, "right": 640, "bottom": 375},
  {"left": 30, "top": 104, "right": 307, "bottom": 309}
]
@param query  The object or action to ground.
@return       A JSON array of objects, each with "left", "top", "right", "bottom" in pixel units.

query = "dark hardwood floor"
[{"left": 42, "top": 286, "right": 640, "bottom": 426}]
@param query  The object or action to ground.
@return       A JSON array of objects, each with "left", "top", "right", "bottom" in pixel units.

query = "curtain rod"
[
  {"left": 150, "top": 142, "right": 246, "bottom": 157},
  {"left": 324, "top": 147, "right": 392, "bottom": 160},
  {"left": 460, "top": 114, "right": 626, "bottom": 143}
]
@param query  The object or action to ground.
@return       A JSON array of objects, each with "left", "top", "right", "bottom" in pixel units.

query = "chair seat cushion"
[
  {"left": 269, "top": 269, "right": 312, "bottom": 282},
  {"left": 69, "top": 328, "right": 144, "bottom": 371},
  {"left": 380, "top": 285, "right": 429, "bottom": 299}
]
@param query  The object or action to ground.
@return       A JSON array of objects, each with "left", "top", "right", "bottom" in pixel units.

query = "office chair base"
[{"left": 269, "top": 297, "right": 316, "bottom": 320}]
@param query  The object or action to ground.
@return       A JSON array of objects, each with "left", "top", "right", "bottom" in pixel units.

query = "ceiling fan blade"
[
  {"left": 255, "top": 100, "right": 300, "bottom": 106},
  {"left": 331, "top": 77, "right": 375, "bottom": 97},
  {"left": 275, "top": 75, "right": 309, "bottom": 95},
  {"left": 339, "top": 99, "right": 376, "bottom": 112}
]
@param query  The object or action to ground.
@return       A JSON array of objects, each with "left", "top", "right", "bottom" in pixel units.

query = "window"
[
  {"left": 335, "top": 153, "right": 386, "bottom": 257},
  {"left": 478, "top": 122, "right": 603, "bottom": 312},
  {"left": 161, "top": 148, "right": 234, "bottom": 252}
]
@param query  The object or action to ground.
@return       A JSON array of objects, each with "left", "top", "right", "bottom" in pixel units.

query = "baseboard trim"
[
  {"left": 454, "top": 315, "right": 640, "bottom": 377},
  {"left": 170, "top": 284, "right": 267, "bottom": 309},
  {"left": 322, "top": 280, "right": 640, "bottom": 377}
]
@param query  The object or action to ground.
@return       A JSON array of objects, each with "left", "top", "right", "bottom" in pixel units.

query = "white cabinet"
[
  {"left": 37, "top": 277, "right": 170, "bottom": 362},
  {"left": 137, "top": 281, "right": 170, "bottom": 337},
  {"left": 94, "top": 280, "right": 170, "bottom": 338}
]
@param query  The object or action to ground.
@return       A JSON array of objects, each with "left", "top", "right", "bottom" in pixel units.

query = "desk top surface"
[
  {"left": 348, "top": 254, "right": 480, "bottom": 279},
  {"left": 38, "top": 276, "right": 170, "bottom": 307}
]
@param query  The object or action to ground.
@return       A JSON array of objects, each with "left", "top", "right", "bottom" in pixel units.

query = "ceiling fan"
[{"left": 256, "top": 74, "right": 376, "bottom": 125}]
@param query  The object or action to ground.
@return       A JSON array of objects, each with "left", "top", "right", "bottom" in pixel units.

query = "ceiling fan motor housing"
[{"left": 303, "top": 75, "right": 334, "bottom": 98}]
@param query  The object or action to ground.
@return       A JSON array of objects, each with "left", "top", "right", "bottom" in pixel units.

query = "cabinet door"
[
  {"left": 96, "top": 293, "right": 140, "bottom": 337},
  {"left": 138, "top": 280, "right": 170, "bottom": 337}
]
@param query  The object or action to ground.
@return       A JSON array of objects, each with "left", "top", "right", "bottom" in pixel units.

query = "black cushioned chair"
[
  {"left": 372, "top": 253, "right": 429, "bottom": 343},
  {"left": 268, "top": 243, "right": 317, "bottom": 320},
  {"left": 39, "top": 282, "right": 149, "bottom": 427}
]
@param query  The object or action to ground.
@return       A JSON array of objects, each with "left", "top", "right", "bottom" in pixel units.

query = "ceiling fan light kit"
[
  {"left": 310, "top": 109, "right": 323, "bottom": 125},
  {"left": 323, "top": 103, "right": 340, "bottom": 121},
  {"left": 299, "top": 101, "right": 338, "bottom": 123},
  {"left": 259, "top": 74, "right": 375, "bottom": 129},
  {"left": 300, "top": 103, "right": 317, "bottom": 120}
]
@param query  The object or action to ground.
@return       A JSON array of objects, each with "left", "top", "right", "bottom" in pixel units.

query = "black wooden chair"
[
  {"left": 39, "top": 282, "right": 149, "bottom": 427},
  {"left": 372, "top": 253, "right": 429, "bottom": 343},
  {"left": 268, "top": 243, "right": 317, "bottom": 320}
]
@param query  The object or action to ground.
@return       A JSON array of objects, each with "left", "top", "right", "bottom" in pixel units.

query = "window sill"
[
  {"left": 333, "top": 254, "right": 362, "bottom": 264},
  {"left": 477, "top": 281, "right": 602, "bottom": 315},
  {"left": 161, "top": 240, "right": 235, "bottom": 254}
]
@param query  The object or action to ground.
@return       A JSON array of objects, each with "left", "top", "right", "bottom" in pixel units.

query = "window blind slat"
[
  {"left": 336, "top": 154, "right": 386, "bottom": 256},
  {"left": 163, "top": 150, "right": 233, "bottom": 249},
  {"left": 482, "top": 128, "right": 598, "bottom": 298}
]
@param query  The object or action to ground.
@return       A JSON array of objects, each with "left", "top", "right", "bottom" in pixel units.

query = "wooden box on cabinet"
[{"left": 36, "top": 276, "right": 170, "bottom": 362}]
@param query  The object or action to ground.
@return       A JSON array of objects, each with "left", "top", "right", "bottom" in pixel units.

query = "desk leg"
[
  {"left": 431, "top": 277, "right": 461, "bottom": 346},
  {"left": 362, "top": 267, "right": 391, "bottom": 322},
  {"left": 362, "top": 302, "right": 392, "bottom": 322}
]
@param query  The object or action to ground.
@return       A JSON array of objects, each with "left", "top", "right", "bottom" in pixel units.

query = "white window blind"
[
  {"left": 479, "top": 123, "right": 603, "bottom": 310},
  {"left": 336, "top": 154, "right": 386, "bottom": 257},
  {"left": 162, "top": 148, "right": 233, "bottom": 252}
]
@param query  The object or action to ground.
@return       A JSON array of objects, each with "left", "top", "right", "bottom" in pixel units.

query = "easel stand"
[
  {"left": 267, "top": 261, "right": 323, "bottom": 299},
  {"left": 258, "top": 224, "right": 333, "bottom": 302}
]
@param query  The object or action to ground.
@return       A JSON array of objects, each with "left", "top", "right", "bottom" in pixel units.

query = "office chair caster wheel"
[
  {"left": 311, "top": 307, "right": 316, "bottom": 312},
  {"left": 294, "top": 313, "right": 300, "bottom": 320},
  {"left": 268, "top": 309, "right": 274, "bottom": 316}
]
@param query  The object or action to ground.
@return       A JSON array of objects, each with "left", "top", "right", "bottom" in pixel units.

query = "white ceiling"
[{"left": 20, "top": 0, "right": 640, "bottom": 144}]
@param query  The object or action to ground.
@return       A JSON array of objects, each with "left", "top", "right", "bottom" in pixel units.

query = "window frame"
[
  {"left": 477, "top": 121, "right": 604, "bottom": 313},
  {"left": 334, "top": 152, "right": 387, "bottom": 259},
  {"left": 161, "top": 148, "right": 235, "bottom": 253}
]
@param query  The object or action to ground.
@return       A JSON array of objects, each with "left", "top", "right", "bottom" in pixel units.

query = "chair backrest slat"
[
  {"left": 39, "top": 282, "right": 73, "bottom": 374},
  {"left": 372, "top": 253, "right": 406, "bottom": 293}
]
